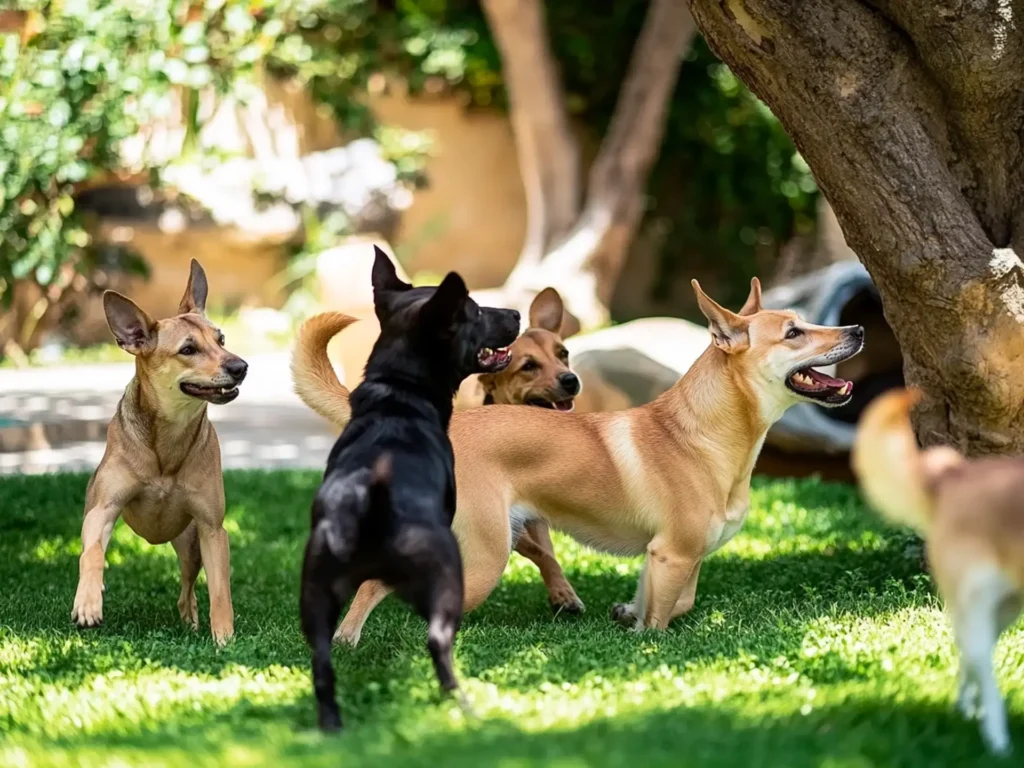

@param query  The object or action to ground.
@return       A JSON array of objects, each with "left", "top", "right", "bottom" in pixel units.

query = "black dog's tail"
[{"left": 361, "top": 454, "right": 393, "bottom": 539}]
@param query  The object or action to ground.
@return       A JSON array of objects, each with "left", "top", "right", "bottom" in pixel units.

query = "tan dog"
[
  {"left": 853, "top": 388, "right": 1023, "bottom": 755},
  {"left": 292, "top": 287, "right": 586, "bottom": 620},
  {"left": 314, "top": 278, "right": 863, "bottom": 642},
  {"left": 71, "top": 260, "right": 248, "bottom": 645}
]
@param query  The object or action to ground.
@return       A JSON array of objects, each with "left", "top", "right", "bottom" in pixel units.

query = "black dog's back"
[{"left": 299, "top": 247, "right": 519, "bottom": 731}]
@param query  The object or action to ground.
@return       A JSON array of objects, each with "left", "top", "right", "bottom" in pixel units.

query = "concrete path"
[{"left": 0, "top": 353, "right": 336, "bottom": 474}]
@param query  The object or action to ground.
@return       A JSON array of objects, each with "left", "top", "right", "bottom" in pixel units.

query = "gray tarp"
[{"left": 567, "top": 262, "right": 882, "bottom": 454}]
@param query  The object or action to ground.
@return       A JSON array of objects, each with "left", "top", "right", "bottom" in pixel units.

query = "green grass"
[{"left": 1, "top": 472, "right": 1021, "bottom": 767}]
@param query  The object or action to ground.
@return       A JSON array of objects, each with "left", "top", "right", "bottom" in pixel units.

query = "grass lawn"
[{"left": 1, "top": 472, "right": 1022, "bottom": 767}]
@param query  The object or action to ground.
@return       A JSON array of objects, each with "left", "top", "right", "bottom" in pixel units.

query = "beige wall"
[{"left": 369, "top": 90, "right": 525, "bottom": 288}]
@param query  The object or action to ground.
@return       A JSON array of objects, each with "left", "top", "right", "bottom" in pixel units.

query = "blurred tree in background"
[{"left": 0, "top": 0, "right": 815, "bottom": 356}]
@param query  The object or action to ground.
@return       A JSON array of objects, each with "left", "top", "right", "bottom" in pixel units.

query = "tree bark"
[
  {"left": 483, "top": 0, "right": 697, "bottom": 330},
  {"left": 688, "top": 0, "right": 1024, "bottom": 455}
]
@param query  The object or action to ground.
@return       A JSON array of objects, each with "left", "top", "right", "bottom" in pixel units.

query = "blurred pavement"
[{"left": 0, "top": 353, "right": 336, "bottom": 475}]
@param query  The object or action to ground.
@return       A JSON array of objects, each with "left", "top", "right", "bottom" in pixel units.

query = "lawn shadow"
[{"left": 13, "top": 689, "right": 1017, "bottom": 768}]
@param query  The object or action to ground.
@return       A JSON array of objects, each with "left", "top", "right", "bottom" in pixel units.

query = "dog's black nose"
[
  {"left": 224, "top": 358, "right": 248, "bottom": 382},
  {"left": 510, "top": 309, "right": 521, "bottom": 325},
  {"left": 559, "top": 372, "right": 581, "bottom": 396},
  {"left": 850, "top": 326, "right": 865, "bottom": 343}
]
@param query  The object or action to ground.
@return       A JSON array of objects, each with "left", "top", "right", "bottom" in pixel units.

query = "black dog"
[{"left": 300, "top": 247, "right": 520, "bottom": 731}]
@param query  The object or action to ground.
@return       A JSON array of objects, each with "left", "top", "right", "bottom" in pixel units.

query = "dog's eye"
[
  {"left": 218, "top": 334, "right": 225, "bottom": 346},
  {"left": 785, "top": 327, "right": 803, "bottom": 340},
  {"left": 557, "top": 348, "right": 569, "bottom": 361},
  {"left": 179, "top": 345, "right": 197, "bottom": 356},
  {"left": 520, "top": 359, "right": 539, "bottom": 372}
]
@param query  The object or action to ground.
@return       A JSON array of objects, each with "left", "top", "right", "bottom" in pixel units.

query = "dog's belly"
[
  {"left": 519, "top": 504, "right": 651, "bottom": 557},
  {"left": 121, "top": 480, "right": 194, "bottom": 545}
]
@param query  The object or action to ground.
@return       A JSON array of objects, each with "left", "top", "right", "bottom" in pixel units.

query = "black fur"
[{"left": 299, "top": 246, "right": 520, "bottom": 731}]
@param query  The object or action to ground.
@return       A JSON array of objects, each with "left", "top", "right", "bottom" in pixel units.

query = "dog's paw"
[
  {"left": 178, "top": 593, "right": 199, "bottom": 630},
  {"left": 211, "top": 623, "right": 234, "bottom": 646},
  {"left": 333, "top": 624, "right": 362, "bottom": 648},
  {"left": 550, "top": 589, "right": 585, "bottom": 616},
  {"left": 611, "top": 602, "right": 636, "bottom": 627},
  {"left": 71, "top": 581, "right": 104, "bottom": 628}
]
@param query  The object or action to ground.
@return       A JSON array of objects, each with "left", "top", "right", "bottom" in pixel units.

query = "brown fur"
[
  {"left": 71, "top": 260, "right": 247, "bottom": 645},
  {"left": 852, "top": 388, "right": 1024, "bottom": 754},
  {"left": 292, "top": 287, "right": 586, "bottom": 618},
  {"left": 309, "top": 278, "right": 863, "bottom": 642}
]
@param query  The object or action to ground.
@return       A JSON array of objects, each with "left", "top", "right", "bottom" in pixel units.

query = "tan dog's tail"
[
  {"left": 292, "top": 311, "right": 360, "bottom": 431},
  {"left": 852, "top": 387, "right": 963, "bottom": 532}
]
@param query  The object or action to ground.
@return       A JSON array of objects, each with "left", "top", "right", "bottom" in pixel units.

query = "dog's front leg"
[
  {"left": 197, "top": 523, "right": 234, "bottom": 645},
  {"left": 640, "top": 534, "right": 700, "bottom": 630},
  {"left": 72, "top": 500, "right": 128, "bottom": 628}
]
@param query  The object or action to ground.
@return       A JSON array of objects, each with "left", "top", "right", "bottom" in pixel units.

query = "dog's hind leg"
[
  {"left": 423, "top": 562, "right": 465, "bottom": 698},
  {"left": 952, "top": 564, "right": 1015, "bottom": 755},
  {"left": 301, "top": 577, "right": 350, "bottom": 732},
  {"left": 335, "top": 579, "right": 393, "bottom": 647},
  {"left": 171, "top": 522, "right": 202, "bottom": 630}
]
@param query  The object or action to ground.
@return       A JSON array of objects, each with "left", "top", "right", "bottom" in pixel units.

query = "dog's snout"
[
  {"left": 849, "top": 325, "right": 865, "bottom": 344},
  {"left": 223, "top": 357, "right": 248, "bottom": 383},
  {"left": 509, "top": 309, "right": 521, "bottom": 326},
  {"left": 558, "top": 372, "right": 581, "bottom": 396}
]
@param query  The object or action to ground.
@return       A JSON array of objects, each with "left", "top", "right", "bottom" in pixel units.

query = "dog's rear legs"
[
  {"left": 171, "top": 522, "right": 202, "bottom": 630},
  {"left": 515, "top": 521, "right": 585, "bottom": 614}
]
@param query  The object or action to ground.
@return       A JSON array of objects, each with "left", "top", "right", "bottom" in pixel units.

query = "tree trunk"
[
  {"left": 480, "top": 0, "right": 581, "bottom": 277},
  {"left": 483, "top": 0, "right": 697, "bottom": 330},
  {"left": 689, "top": 0, "right": 1024, "bottom": 456}
]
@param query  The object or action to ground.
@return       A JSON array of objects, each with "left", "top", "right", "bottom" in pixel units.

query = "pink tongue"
[{"left": 804, "top": 368, "right": 846, "bottom": 388}]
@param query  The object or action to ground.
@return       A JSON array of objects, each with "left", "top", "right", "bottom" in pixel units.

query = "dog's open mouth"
[
  {"left": 785, "top": 367, "right": 853, "bottom": 406},
  {"left": 525, "top": 396, "right": 575, "bottom": 412},
  {"left": 180, "top": 382, "right": 240, "bottom": 404},
  {"left": 477, "top": 347, "right": 512, "bottom": 373}
]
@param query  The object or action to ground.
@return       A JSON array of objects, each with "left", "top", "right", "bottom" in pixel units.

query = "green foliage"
[{"left": 1, "top": 471, "right": 1020, "bottom": 766}]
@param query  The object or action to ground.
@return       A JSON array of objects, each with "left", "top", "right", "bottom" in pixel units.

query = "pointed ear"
[
  {"left": 104, "top": 291, "right": 157, "bottom": 356},
  {"left": 370, "top": 245, "right": 411, "bottom": 295},
  {"left": 692, "top": 279, "right": 749, "bottom": 353},
  {"left": 528, "top": 287, "right": 564, "bottom": 333},
  {"left": 421, "top": 272, "right": 468, "bottom": 329},
  {"left": 177, "top": 259, "right": 208, "bottom": 315},
  {"left": 737, "top": 277, "right": 762, "bottom": 316}
]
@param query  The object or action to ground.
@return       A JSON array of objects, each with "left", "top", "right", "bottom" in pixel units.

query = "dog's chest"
[
  {"left": 122, "top": 477, "right": 194, "bottom": 544},
  {"left": 704, "top": 499, "right": 750, "bottom": 555}
]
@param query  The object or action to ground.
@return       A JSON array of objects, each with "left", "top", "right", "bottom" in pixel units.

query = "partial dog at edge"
[
  {"left": 294, "top": 285, "right": 587, "bottom": 623},
  {"left": 71, "top": 259, "right": 248, "bottom": 645},
  {"left": 299, "top": 247, "right": 519, "bottom": 731},
  {"left": 316, "top": 278, "right": 864, "bottom": 639},
  {"left": 853, "top": 387, "right": 1024, "bottom": 756}
]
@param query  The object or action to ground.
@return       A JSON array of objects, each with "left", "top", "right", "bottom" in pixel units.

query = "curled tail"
[
  {"left": 852, "top": 388, "right": 963, "bottom": 532},
  {"left": 292, "top": 311, "right": 360, "bottom": 431}
]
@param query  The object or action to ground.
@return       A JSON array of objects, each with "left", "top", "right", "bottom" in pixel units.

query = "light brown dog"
[
  {"left": 71, "top": 260, "right": 248, "bottom": 645},
  {"left": 303, "top": 278, "right": 863, "bottom": 642},
  {"left": 853, "top": 388, "right": 1023, "bottom": 755},
  {"left": 292, "top": 287, "right": 586, "bottom": 623}
]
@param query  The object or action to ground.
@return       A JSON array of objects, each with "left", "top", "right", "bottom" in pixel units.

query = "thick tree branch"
[{"left": 515, "top": 0, "right": 697, "bottom": 327}]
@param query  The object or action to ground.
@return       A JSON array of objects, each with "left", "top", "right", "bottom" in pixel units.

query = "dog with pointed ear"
[
  {"left": 72, "top": 258, "right": 248, "bottom": 650},
  {"left": 691, "top": 277, "right": 761, "bottom": 354}
]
